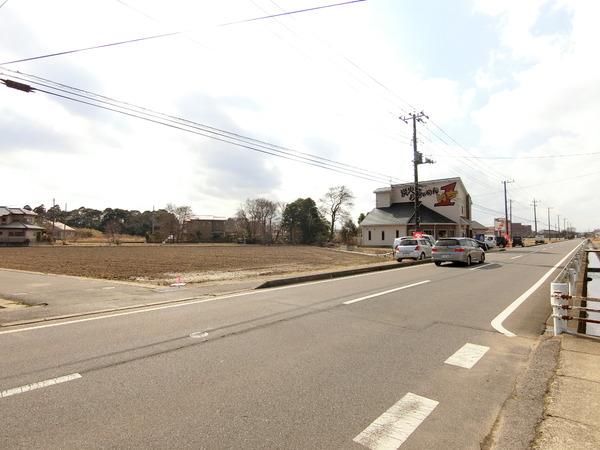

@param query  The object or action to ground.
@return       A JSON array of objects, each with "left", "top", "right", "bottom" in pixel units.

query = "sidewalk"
[{"left": 532, "top": 334, "right": 600, "bottom": 449}]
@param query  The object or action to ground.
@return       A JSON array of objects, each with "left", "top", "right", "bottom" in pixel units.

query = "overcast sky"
[{"left": 1, "top": 0, "right": 598, "bottom": 231}]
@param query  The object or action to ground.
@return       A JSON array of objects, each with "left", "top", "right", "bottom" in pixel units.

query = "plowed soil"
[{"left": 0, "top": 245, "right": 391, "bottom": 284}]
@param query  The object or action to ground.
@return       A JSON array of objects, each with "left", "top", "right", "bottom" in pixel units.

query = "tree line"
[{"left": 27, "top": 185, "right": 361, "bottom": 245}]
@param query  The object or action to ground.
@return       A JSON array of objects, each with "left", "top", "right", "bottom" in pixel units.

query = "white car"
[
  {"left": 393, "top": 234, "right": 435, "bottom": 249},
  {"left": 394, "top": 238, "right": 432, "bottom": 262},
  {"left": 484, "top": 235, "right": 497, "bottom": 248}
]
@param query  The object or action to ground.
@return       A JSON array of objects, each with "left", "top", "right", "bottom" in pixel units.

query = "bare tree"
[
  {"left": 320, "top": 185, "right": 355, "bottom": 241},
  {"left": 237, "top": 198, "right": 278, "bottom": 243},
  {"left": 166, "top": 203, "right": 194, "bottom": 243}
]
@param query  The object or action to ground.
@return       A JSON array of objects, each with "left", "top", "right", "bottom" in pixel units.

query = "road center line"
[
  {"left": 1, "top": 373, "right": 82, "bottom": 399},
  {"left": 510, "top": 255, "right": 523, "bottom": 260},
  {"left": 444, "top": 343, "right": 489, "bottom": 369},
  {"left": 342, "top": 281, "right": 430, "bottom": 305},
  {"left": 353, "top": 392, "right": 438, "bottom": 449},
  {"left": 469, "top": 263, "right": 489, "bottom": 271},
  {"left": 491, "top": 242, "right": 582, "bottom": 337}
]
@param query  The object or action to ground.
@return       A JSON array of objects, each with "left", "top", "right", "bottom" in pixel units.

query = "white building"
[{"left": 361, "top": 177, "right": 474, "bottom": 246}]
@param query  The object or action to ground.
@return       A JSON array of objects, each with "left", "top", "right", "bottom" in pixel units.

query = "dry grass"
[{"left": 0, "top": 244, "right": 391, "bottom": 284}]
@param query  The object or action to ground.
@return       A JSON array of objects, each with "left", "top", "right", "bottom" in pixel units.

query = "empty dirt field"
[{"left": 0, "top": 245, "right": 392, "bottom": 284}]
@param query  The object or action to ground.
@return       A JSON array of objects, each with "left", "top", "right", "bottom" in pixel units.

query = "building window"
[
  {"left": 396, "top": 230, "right": 399, "bottom": 238},
  {"left": 368, "top": 230, "right": 371, "bottom": 241},
  {"left": 381, "top": 231, "right": 385, "bottom": 240},
  {"left": 8, "top": 231, "right": 25, "bottom": 237}
]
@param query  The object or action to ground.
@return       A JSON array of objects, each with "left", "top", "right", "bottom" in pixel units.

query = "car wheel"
[
  {"left": 434, "top": 261, "right": 442, "bottom": 266},
  {"left": 397, "top": 259, "right": 402, "bottom": 263},
  {"left": 480, "top": 252, "right": 485, "bottom": 263},
  {"left": 419, "top": 253, "right": 425, "bottom": 260},
  {"left": 466, "top": 255, "right": 471, "bottom": 266}
]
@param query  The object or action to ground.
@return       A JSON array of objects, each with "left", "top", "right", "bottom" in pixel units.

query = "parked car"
[
  {"left": 495, "top": 236, "right": 508, "bottom": 248},
  {"left": 512, "top": 236, "right": 524, "bottom": 247},
  {"left": 394, "top": 238, "right": 432, "bottom": 262},
  {"left": 535, "top": 235, "right": 545, "bottom": 244},
  {"left": 484, "top": 235, "right": 497, "bottom": 248},
  {"left": 474, "top": 239, "right": 489, "bottom": 251},
  {"left": 432, "top": 237, "right": 485, "bottom": 266},
  {"left": 393, "top": 234, "right": 435, "bottom": 248}
]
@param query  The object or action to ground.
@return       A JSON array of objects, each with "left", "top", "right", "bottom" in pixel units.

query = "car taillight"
[
  {"left": 454, "top": 248, "right": 465, "bottom": 252},
  {"left": 395, "top": 245, "right": 401, "bottom": 251},
  {"left": 415, "top": 245, "right": 420, "bottom": 251},
  {"left": 431, "top": 248, "right": 438, "bottom": 252}
]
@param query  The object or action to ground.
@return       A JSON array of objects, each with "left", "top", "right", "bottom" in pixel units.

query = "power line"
[
  {"left": 1, "top": 70, "right": 407, "bottom": 185},
  {"left": 1, "top": 0, "right": 367, "bottom": 65},
  {"left": 427, "top": 151, "right": 600, "bottom": 160},
  {"left": 0, "top": 0, "right": 9, "bottom": 10}
]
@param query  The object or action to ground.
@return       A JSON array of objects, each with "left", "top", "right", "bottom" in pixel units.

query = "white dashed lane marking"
[
  {"left": 342, "top": 281, "right": 430, "bottom": 305},
  {"left": 1, "top": 373, "right": 82, "bottom": 399},
  {"left": 444, "top": 343, "right": 489, "bottom": 369},
  {"left": 353, "top": 393, "right": 439, "bottom": 450}
]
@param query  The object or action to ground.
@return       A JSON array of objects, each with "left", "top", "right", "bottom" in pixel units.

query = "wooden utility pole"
[{"left": 532, "top": 199, "right": 539, "bottom": 234}]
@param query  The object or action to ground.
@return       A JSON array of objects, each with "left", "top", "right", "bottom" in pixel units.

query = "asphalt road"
[{"left": 0, "top": 240, "right": 582, "bottom": 449}]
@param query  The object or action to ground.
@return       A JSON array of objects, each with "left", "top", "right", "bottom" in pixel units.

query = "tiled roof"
[
  {"left": 361, "top": 203, "right": 455, "bottom": 226},
  {"left": 0, "top": 206, "right": 38, "bottom": 216},
  {"left": 0, "top": 221, "right": 45, "bottom": 230}
]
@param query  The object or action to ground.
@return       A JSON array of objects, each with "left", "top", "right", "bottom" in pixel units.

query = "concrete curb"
[{"left": 256, "top": 259, "right": 432, "bottom": 289}]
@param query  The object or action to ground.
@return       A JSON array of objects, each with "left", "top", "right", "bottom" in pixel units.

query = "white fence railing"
[{"left": 550, "top": 240, "right": 597, "bottom": 335}]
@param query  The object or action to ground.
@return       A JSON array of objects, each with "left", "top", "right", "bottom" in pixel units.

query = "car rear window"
[
  {"left": 435, "top": 239, "right": 460, "bottom": 246},
  {"left": 399, "top": 239, "right": 418, "bottom": 246}
]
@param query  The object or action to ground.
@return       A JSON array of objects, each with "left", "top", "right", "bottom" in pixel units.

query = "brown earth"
[{"left": 0, "top": 245, "right": 392, "bottom": 284}]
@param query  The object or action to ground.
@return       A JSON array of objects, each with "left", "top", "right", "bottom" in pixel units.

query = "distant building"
[
  {"left": 183, "top": 216, "right": 226, "bottom": 242},
  {"left": 0, "top": 207, "right": 45, "bottom": 245},
  {"left": 46, "top": 221, "right": 77, "bottom": 240},
  {"left": 511, "top": 222, "right": 533, "bottom": 237},
  {"left": 361, "top": 177, "right": 475, "bottom": 246}
]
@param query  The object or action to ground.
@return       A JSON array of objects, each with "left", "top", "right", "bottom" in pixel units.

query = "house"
[
  {"left": 47, "top": 221, "right": 77, "bottom": 240},
  {"left": 0, "top": 207, "right": 45, "bottom": 245},
  {"left": 361, "top": 177, "right": 475, "bottom": 246}
]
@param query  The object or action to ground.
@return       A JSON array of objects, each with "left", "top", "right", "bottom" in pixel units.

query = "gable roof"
[{"left": 361, "top": 203, "right": 456, "bottom": 226}]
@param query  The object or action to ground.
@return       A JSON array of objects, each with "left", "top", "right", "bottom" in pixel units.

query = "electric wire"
[
  {"left": 1, "top": 0, "right": 367, "bottom": 65},
  {"left": 1, "top": 70, "right": 408, "bottom": 185}
]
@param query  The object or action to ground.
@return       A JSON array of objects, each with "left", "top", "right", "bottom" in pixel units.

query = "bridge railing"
[{"left": 550, "top": 240, "right": 596, "bottom": 336}]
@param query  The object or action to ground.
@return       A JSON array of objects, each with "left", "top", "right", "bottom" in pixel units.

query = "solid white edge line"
[
  {"left": 510, "top": 255, "right": 523, "bottom": 260},
  {"left": 0, "top": 264, "right": 427, "bottom": 336},
  {"left": 444, "top": 343, "right": 490, "bottom": 369},
  {"left": 490, "top": 242, "right": 582, "bottom": 337},
  {"left": 1, "top": 373, "right": 82, "bottom": 399},
  {"left": 343, "top": 280, "right": 430, "bottom": 305},
  {"left": 353, "top": 392, "right": 439, "bottom": 449}
]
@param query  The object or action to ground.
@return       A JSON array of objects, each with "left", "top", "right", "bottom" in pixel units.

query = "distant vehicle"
[
  {"left": 495, "top": 236, "right": 508, "bottom": 248},
  {"left": 432, "top": 237, "right": 485, "bottom": 266},
  {"left": 535, "top": 235, "right": 545, "bottom": 244},
  {"left": 512, "top": 236, "right": 524, "bottom": 247},
  {"left": 393, "top": 234, "right": 435, "bottom": 249},
  {"left": 394, "top": 238, "right": 432, "bottom": 262},
  {"left": 474, "top": 239, "right": 489, "bottom": 251},
  {"left": 484, "top": 235, "right": 497, "bottom": 248}
]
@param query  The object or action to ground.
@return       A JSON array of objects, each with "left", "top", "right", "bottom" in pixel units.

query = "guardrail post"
[
  {"left": 568, "top": 268, "right": 577, "bottom": 295},
  {"left": 551, "top": 282, "right": 569, "bottom": 335}
]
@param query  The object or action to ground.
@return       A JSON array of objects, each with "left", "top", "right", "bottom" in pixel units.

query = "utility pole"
[
  {"left": 52, "top": 198, "right": 56, "bottom": 239},
  {"left": 509, "top": 199, "right": 513, "bottom": 237},
  {"left": 557, "top": 214, "right": 560, "bottom": 238},
  {"left": 532, "top": 199, "right": 539, "bottom": 234},
  {"left": 502, "top": 180, "right": 513, "bottom": 239},
  {"left": 400, "top": 111, "right": 434, "bottom": 233},
  {"left": 563, "top": 217, "right": 567, "bottom": 238},
  {"left": 547, "top": 207, "right": 553, "bottom": 241}
]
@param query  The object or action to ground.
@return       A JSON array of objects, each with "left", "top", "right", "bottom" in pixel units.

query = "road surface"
[{"left": 0, "top": 240, "right": 581, "bottom": 449}]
